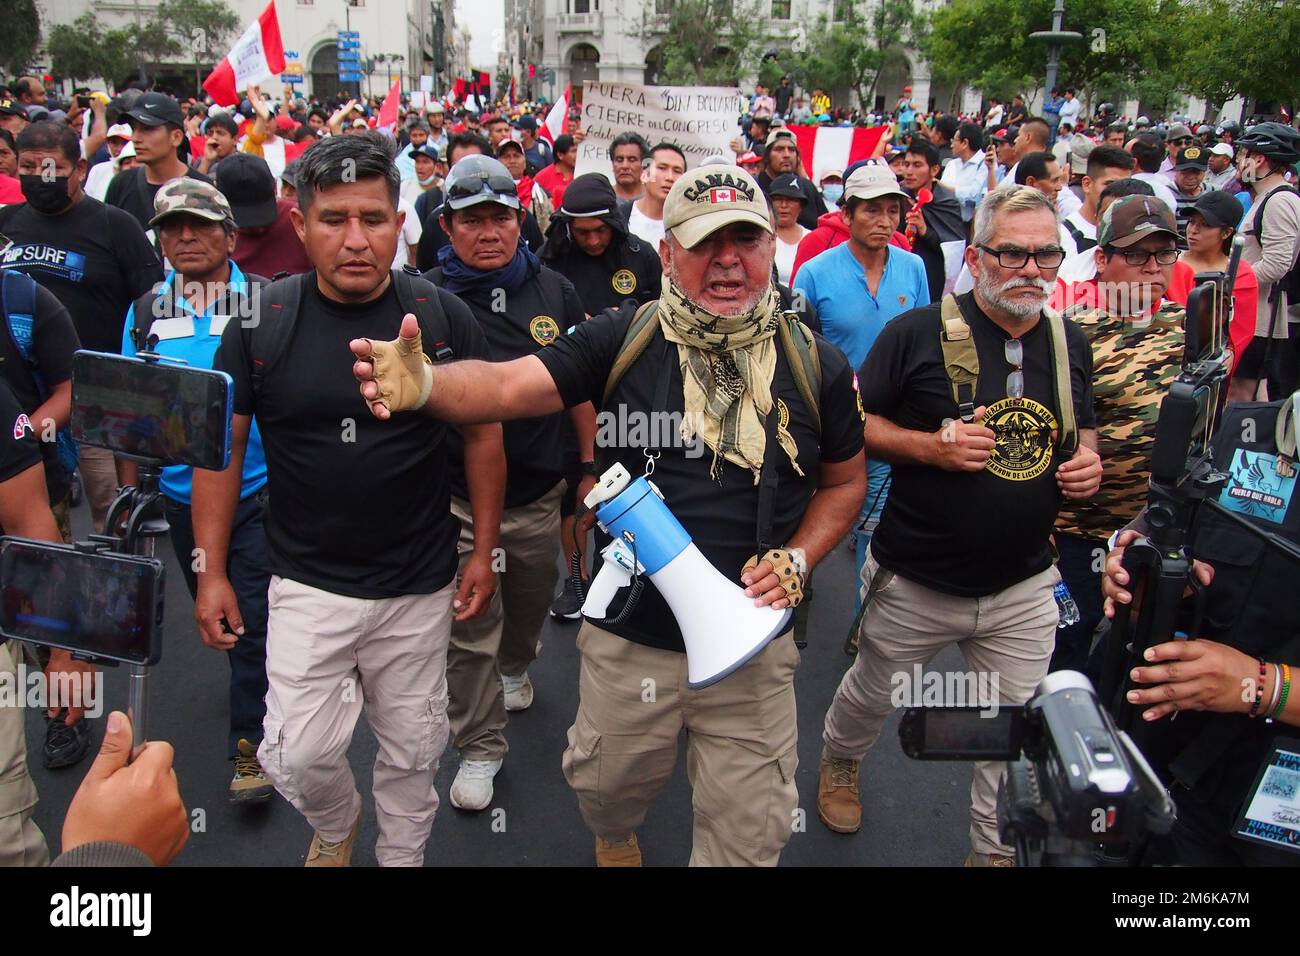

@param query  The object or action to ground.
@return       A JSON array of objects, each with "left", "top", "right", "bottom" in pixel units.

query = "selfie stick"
[{"left": 97, "top": 462, "right": 168, "bottom": 753}]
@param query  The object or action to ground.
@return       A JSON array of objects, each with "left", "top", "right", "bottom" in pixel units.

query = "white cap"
[
  {"left": 106, "top": 123, "right": 132, "bottom": 140},
  {"left": 1209, "top": 142, "right": 1234, "bottom": 157}
]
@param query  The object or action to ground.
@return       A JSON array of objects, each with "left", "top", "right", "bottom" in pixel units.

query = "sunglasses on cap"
[{"left": 446, "top": 172, "right": 518, "bottom": 202}]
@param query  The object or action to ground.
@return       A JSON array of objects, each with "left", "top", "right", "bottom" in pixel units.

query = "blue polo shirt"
[
  {"left": 120, "top": 262, "right": 268, "bottom": 505},
  {"left": 793, "top": 241, "right": 930, "bottom": 373}
]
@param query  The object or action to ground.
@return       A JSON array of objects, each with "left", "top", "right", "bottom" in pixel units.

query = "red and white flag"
[
  {"left": 202, "top": 1, "right": 286, "bottom": 107},
  {"left": 789, "top": 125, "right": 889, "bottom": 185},
  {"left": 540, "top": 85, "right": 570, "bottom": 144},
  {"left": 376, "top": 79, "right": 401, "bottom": 132}
]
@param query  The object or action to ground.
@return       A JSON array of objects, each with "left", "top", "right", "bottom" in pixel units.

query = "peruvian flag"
[
  {"left": 540, "top": 85, "right": 570, "bottom": 144},
  {"left": 202, "top": 1, "right": 286, "bottom": 107},
  {"left": 376, "top": 78, "right": 401, "bottom": 132},
  {"left": 788, "top": 125, "right": 889, "bottom": 185}
]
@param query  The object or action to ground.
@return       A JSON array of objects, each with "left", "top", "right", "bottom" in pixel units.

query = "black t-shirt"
[
  {"left": 542, "top": 237, "right": 662, "bottom": 316},
  {"left": 104, "top": 165, "right": 213, "bottom": 235},
  {"left": 426, "top": 264, "right": 584, "bottom": 507},
  {"left": 0, "top": 198, "right": 163, "bottom": 354},
  {"left": 215, "top": 275, "right": 488, "bottom": 599},
  {"left": 0, "top": 378, "right": 42, "bottom": 486},
  {"left": 860, "top": 292, "right": 1096, "bottom": 597},
  {"left": 536, "top": 307, "right": 864, "bottom": 651},
  {"left": 0, "top": 282, "right": 79, "bottom": 504}
]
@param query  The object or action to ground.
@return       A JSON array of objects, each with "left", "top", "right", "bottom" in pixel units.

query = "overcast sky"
[{"left": 456, "top": 0, "right": 506, "bottom": 71}]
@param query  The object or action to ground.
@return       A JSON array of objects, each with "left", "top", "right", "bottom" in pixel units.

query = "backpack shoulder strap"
[
  {"left": 938, "top": 293, "right": 979, "bottom": 421},
  {"left": 2, "top": 269, "right": 38, "bottom": 365},
  {"left": 392, "top": 266, "right": 454, "bottom": 361},
  {"left": 1043, "top": 306, "right": 1078, "bottom": 455},
  {"left": 602, "top": 298, "right": 662, "bottom": 406},
  {"left": 776, "top": 310, "right": 822, "bottom": 437},
  {"left": 248, "top": 271, "right": 310, "bottom": 404}
]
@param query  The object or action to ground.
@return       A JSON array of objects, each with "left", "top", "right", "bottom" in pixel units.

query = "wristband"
[
  {"left": 580, "top": 460, "right": 598, "bottom": 477},
  {"left": 1250, "top": 658, "right": 1266, "bottom": 718},
  {"left": 1266, "top": 662, "right": 1283, "bottom": 717},
  {"left": 1273, "top": 663, "right": 1292, "bottom": 719}
]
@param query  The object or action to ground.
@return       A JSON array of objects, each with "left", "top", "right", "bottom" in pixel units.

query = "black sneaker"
[
  {"left": 550, "top": 575, "right": 584, "bottom": 621},
  {"left": 44, "top": 710, "right": 92, "bottom": 770}
]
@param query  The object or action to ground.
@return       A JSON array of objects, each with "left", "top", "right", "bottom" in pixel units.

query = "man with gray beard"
[{"left": 816, "top": 186, "right": 1103, "bottom": 866}]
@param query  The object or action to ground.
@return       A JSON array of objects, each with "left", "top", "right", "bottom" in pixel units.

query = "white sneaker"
[
  {"left": 502, "top": 672, "right": 534, "bottom": 712},
  {"left": 449, "top": 758, "right": 503, "bottom": 811}
]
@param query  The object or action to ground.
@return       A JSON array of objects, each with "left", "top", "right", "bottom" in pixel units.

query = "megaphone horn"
[{"left": 581, "top": 465, "right": 792, "bottom": 688}]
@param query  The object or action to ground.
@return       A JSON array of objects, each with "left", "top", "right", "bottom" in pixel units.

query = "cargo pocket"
[
  {"left": 561, "top": 710, "right": 603, "bottom": 807},
  {"left": 260, "top": 719, "right": 295, "bottom": 802},
  {"left": 416, "top": 695, "right": 450, "bottom": 772}
]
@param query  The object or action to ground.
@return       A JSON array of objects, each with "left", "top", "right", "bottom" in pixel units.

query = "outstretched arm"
[{"left": 349, "top": 313, "right": 567, "bottom": 424}]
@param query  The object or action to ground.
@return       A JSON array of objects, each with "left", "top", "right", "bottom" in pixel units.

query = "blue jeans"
[
  {"left": 853, "top": 461, "right": 891, "bottom": 612},
  {"left": 164, "top": 491, "right": 271, "bottom": 759}
]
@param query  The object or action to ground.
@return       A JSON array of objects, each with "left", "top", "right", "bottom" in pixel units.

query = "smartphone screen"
[
  {"left": 71, "top": 351, "right": 233, "bottom": 470},
  {"left": 0, "top": 538, "right": 163, "bottom": 665}
]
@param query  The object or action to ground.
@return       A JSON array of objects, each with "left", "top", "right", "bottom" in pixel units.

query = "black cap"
[
  {"left": 768, "top": 173, "right": 806, "bottom": 200},
  {"left": 125, "top": 92, "right": 184, "bottom": 128},
  {"left": 408, "top": 142, "right": 439, "bottom": 161},
  {"left": 1174, "top": 145, "right": 1208, "bottom": 171},
  {"left": 0, "top": 100, "right": 26, "bottom": 118},
  {"left": 1190, "top": 190, "right": 1244, "bottom": 228},
  {"left": 214, "top": 152, "right": 278, "bottom": 229}
]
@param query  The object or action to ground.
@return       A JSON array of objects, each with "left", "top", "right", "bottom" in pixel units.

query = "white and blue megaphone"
[{"left": 581, "top": 464, "right": 792, "bottom": 688}]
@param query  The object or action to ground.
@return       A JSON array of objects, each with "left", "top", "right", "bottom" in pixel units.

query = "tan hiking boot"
[
  {"left": 595, "top": 834, "right": 642, "bottom": 867},
  {"left": 229, "top": 739, "right": 275, "bottom": 804},
  {"left": 817, "top": 748, "right": 862, "bottom": 834},
  {"left": 305, "top": 814, "right": 361, "bottom": 868},
  {"left": 965, "top": 851, "right": 1016, "bottom": 867}
]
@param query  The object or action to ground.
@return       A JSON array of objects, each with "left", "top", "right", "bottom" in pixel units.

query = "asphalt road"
[{"left": 25, "top": 500, "right": 974, "bottom": 867}]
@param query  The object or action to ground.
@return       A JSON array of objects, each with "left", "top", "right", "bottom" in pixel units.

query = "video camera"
[
  {"left": 901, "top": 671, "right": 1175, "bottom": 866},
  {"left": 0, "top": 349, "right": 233, "bottom": 748},
  {"left": 1098, "top": 238, "right": 1243, "bottom": 735}
]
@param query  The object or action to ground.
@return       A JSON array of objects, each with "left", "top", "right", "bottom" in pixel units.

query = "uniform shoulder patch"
[
  {"left": 611, "top": 269, "right": 637, "bottom": 295},
  {"left": 530, "top": 315, "right": 560, "bottom": 346}
]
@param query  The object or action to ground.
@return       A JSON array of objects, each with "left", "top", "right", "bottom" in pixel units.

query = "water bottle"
[{"left": 1054, "top": 581, "right": 1080, "bottom": 627}]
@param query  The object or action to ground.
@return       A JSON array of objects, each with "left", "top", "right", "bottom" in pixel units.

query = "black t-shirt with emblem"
[
  {"left": 536, "top": 307, "right": 864, "bottom": 652},
  {"left": 214, "top": 276, "right": 487, "bottom": 599},
  {"left": 0, "top": 378, "right": 42, "bottom": 487},
  {"left": 860, "top": 292, "right": 1096, "bottom": 597},
  {"left": 544, "top": 238, "right": 663, "bottom": 316},
  {"left": 426, "top": 264, "right": 585, "bottom": 508}
]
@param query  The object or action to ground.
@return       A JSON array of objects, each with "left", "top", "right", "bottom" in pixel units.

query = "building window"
[
  {"left": 832, "top": 0, "right": 851, "bottom": 20},
  {"left": 573, "top": 0, "right": 590, "bottom": 12},
  {"left": 771, "top": 0, "right": 790, "bottom": 17},
  {"left": 655, "top": 0, "right": 671, "bottom": 13}
]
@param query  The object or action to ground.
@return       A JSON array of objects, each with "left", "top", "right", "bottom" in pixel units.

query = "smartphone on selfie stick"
[{"left": 0, "top": 350, "right": 233, "bottom": 756}]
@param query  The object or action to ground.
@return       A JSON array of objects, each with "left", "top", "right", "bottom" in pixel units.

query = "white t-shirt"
[
  {"left": 627, "top": 202, "right": 665, "bottom": 249},
  {"left": 1058, "top": 98, "right": 1081, "bottom": 128},
  {"left": 1132, "top": 173, "right": 1179, "bottom": 214},
  {"left": 1057, "top": 187, "right": 1083, "bottom": 220},
  {"left": 986, "top": 105, "right": 1005, "bottom": 126},
  {"left": 393, "top": 197, "right": 423, "bottom": 269},
  {"left": 1061, "top": 210, "right": 1097, "bottom": 257},
  {"left": 775, "top": 227, "right": 809, "bottom": 285}
]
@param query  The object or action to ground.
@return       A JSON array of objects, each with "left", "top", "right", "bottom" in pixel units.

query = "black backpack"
[
  {"left": 241, "top": 266, "right": 456, "bottom": 404},
  {"left": 131, "top": 272, "right": 270, "bottom": 353}
]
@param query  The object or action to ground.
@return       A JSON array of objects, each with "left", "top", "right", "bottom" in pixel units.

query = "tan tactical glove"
[
  {"left": 363, "top": 322, "right": 434, "bottom": 414},
  {"left": 742, "top": 548, "right": 806, "bottom": 608}
]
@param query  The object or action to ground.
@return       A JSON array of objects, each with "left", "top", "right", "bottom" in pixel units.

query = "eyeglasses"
[
  {"left": 1005, "top": 338, "right": 1024, "bottom": 399},
  {"left": 446, "top": 172, "right": 517, "bottom": 202},
  {"left": 1108, "top": 247, "right": 1179, "bottom": 267},
  {"left": 1171, "top": 137, "right": 1194, "bottom": 145},
  {"left": 977, "top": 245, "right": 1066, "bottom": 270}
]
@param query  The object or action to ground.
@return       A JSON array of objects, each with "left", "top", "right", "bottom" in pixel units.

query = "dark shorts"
[{"left": 1236, "top": 335, "right": 1269, "bottom": 380}]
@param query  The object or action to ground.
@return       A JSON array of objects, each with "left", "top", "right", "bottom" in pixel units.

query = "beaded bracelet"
[
  {"left": 1273, "top": 663, "right": 1292, "bottom": 720},
  {"left": 1250, "top": 658, "right": 1267, "bottom": 717},
  {"left": 1266, "top": 662, "right": 1283, "bottom": 718}
]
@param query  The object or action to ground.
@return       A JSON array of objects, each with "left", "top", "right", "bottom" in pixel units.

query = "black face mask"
[{"left": 20, "top": 175, "right": 71, "bottom": 215}]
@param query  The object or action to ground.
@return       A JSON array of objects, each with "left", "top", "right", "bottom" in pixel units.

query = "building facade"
[{"left": 41, "top": 0, "right": 466, "bottom": 102}]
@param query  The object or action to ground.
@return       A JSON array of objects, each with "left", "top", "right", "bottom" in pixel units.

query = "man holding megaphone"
[{"left": 350, "top": 165, "right": 866, "bottom": 866}]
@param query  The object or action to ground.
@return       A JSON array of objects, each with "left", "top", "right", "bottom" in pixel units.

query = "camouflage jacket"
[{"left": 1055, "top": 300, "right": 1186, "bottom": 538}]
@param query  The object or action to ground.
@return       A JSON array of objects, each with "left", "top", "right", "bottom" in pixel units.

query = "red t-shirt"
[
  {"left": 1166, "top": 258, "right": 1258, "bottom": 373},
  {"left": 534, "top": 163, "right": 572, "bottom": 208},
  {"left": 232, "top": 199, "right": 312, "bottom": 277},
  {"left": 0, "top": 174, "right": 25, "bottom": 205}
]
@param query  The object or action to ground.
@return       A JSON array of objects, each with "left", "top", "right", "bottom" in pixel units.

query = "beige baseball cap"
[
  {"left": 842, "top": 162, "right": 912, "bottom": 207},
  {"left": 662, "top": 164, "right": 772, "bottom": 249}
]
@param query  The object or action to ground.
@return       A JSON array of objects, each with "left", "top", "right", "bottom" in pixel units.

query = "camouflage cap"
[
  {"left": 1097, "top": 194, "right": 1179, "bottom": 249},
  {"left": 149, "top": 177, "right": 236, "bottom": 230}
]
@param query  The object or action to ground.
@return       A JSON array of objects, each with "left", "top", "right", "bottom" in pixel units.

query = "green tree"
[
  {"left": 794, "top": 0, "right": 923, "bottom": 109},
  {"left": 634, "top": 0, "right": 769, "bottom": 86},
  {"left": 0, "top": 0, "right": 40, "bottom": 78},
  {"left": 47, "top": 14, "right": 109, "bottom": 85},
  {"left": 157, "top": 0, "right": 241, "bottom": 96}
]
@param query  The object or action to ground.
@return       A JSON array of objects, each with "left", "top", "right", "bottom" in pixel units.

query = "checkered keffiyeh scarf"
[{"left": 657, "top": 280, "right": 802, "bottom": 482}]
